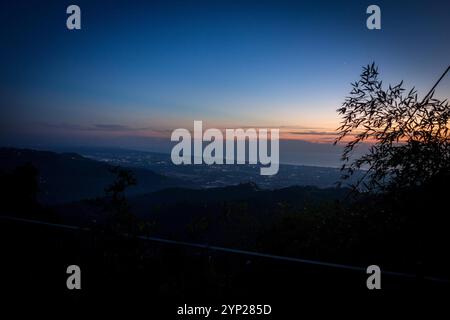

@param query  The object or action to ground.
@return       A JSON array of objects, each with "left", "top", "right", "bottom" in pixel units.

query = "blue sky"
[{"left": 1, "top": 0, "right": 449, "bottom": 152}]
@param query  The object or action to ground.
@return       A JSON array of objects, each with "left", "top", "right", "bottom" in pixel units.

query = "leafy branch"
[{"left": 335, "top": 63, "right": 450, "bottom": 192}]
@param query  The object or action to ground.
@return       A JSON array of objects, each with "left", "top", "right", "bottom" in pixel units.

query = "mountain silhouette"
[{"left": 0, "top": 148, "right": 191, "bottom": 204}]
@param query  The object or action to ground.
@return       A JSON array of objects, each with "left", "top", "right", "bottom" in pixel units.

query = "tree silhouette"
[
  {"left": 335, "top": 63, "right": 450, "bottom": 192},
  {"left": 0, "top": 162, "right": 58, "bottom": 221},
  {"left": 104, "top": 166, "right": 138, "bottom": 234},
  {"left": 0, "top": 163, "right": 39, "bottom": 213}
]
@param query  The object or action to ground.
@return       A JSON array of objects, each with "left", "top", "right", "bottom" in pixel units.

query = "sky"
[{"left": 1, "top": 0, "right": 449, "bottom": 155}]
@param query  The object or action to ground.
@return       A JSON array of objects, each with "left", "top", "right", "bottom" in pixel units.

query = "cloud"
[
  {"left": 287, "top": 130, "right": 337, "bottom": 136},
  {"left": 37, "top": 122, "right": 150, "bottom": 132},
  {"left": 33, "top": 122, "right": 175, "bottom": 139},
  {"left": 93, "top": 124, "right": 136, "bottom": 131}
]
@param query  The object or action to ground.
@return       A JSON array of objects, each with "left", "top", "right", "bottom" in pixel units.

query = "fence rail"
[{"left": 1, "top": 215, "right": 448, "bottom": 284}]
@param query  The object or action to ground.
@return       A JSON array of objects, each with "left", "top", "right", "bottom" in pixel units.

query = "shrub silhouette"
[{"left": 335, "top": 63, "right": 450, "bottom": 191}]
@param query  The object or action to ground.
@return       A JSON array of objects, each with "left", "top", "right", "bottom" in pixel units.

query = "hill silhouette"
[{"left": 0, "top": 147, "right": 191, "bottom": 204}]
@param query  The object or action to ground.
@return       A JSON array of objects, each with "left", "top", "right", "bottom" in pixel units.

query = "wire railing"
[{"left": 1, "top": 215, "right": 449, "bottom": 284}]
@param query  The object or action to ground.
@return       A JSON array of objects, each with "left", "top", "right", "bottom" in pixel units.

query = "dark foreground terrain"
[
  {"left": 0, "top": 148, "right": 449, "bottom": 315},
  {"left": 1, "top": 217, "right": 448, "bottom": 316}
]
